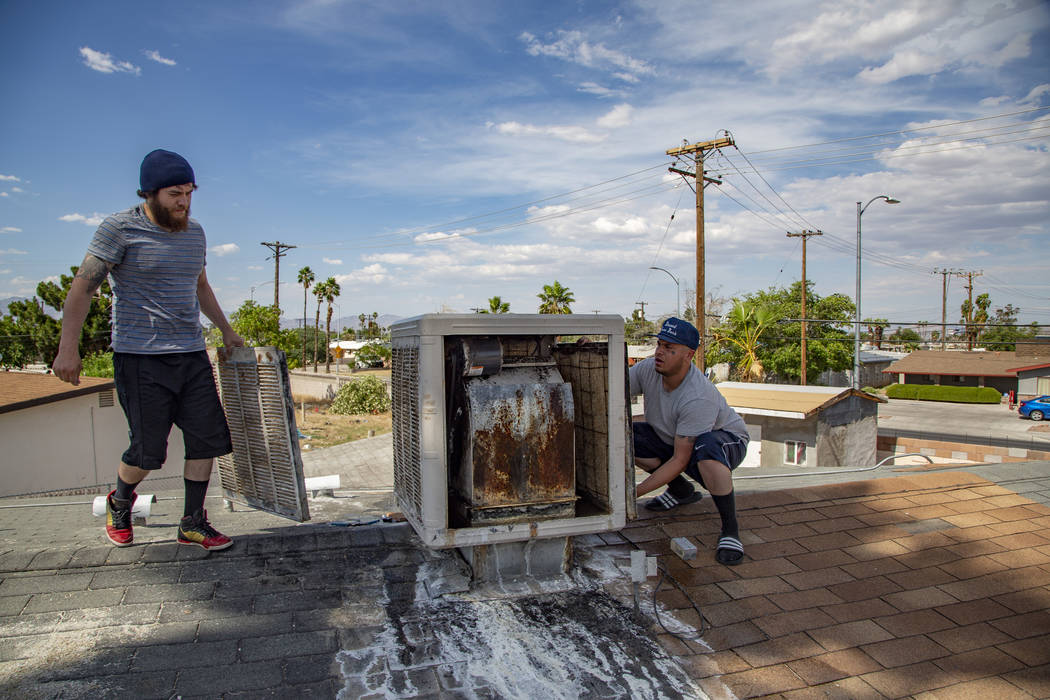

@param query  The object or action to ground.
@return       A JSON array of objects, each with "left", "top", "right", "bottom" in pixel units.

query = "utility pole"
[
  {"left": 635, "top": 301, "right": 647, "bottom": 323},
  {"left": 962, "top": 270, "right": 983, "bottom": 350},
  {"left": 934, "top": 268, "right": 962, "bottom": 351},
  {"left": 786, "top": 230, "right": 822, "bottom": 385},
  {"left": 666, "top": 135, "right": 733, "bottom": 370},
  {"left": 260, "top": 241, "right": 296, "bottom": 309}
]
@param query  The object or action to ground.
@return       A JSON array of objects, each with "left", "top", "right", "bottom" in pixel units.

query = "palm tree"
[
  {"left": 322, "top": 277, "right": 341, "bottom": 373},
  {"left": 487, "top": 296, "right": 510, "bottom": 314},
  {"left": 312, "top": 280, "right": 328, "bottom": 373},
  {"left": 297, "top": 266, "right": 315, "bottom": 368},
  {"left": 711, "top": 301, "right": 776, "bottom": 381},
  {"left": 537, "top": 281, "right": 574, "bottom": 314}
]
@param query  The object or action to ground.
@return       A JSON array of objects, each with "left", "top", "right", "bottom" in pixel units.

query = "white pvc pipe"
[
  {"left": 304, "top": 475, "right": 341, "bottom": 491},
  {"left": 92, "top": 494, "right": 157, "bottom": 518}
]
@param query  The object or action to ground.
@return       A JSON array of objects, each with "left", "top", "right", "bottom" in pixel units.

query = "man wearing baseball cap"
[
  {"left": 629, "top": 317, "right": 749, "bottom": 565},
  {"left": 53, "top": 149, "right": 243, "bottom": 552}
]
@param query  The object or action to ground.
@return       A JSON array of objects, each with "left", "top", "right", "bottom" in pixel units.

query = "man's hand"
[
  {"left": 222, "top": 328, "right": 245, "bottom": 348},
  {"left": 52, "top": 346, "right": 83, "bottom": 386}
]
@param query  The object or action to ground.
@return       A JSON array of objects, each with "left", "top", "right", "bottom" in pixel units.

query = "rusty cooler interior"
[{"left": 390, "top": 314, "right": 632, "bottom": 549}]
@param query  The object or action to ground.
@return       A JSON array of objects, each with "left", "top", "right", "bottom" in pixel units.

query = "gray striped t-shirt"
[{"left": 87, "top": 205, "right": 207, "bottom": 353}]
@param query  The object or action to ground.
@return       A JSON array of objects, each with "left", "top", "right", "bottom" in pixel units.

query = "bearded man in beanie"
[
  {"left": 53, "top": 149, "right": 243, "bottom": 551},
  {"left": 630, "top": 317, "right": 749, "bottom": 565}
]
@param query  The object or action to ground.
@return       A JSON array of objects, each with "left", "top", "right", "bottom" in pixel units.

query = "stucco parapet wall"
[
  {"left": 877, "top": 434, "right": 1050, "bottom": 462},
  {"left": 0, "top": 372, "right": 114, "bottom": 415}
]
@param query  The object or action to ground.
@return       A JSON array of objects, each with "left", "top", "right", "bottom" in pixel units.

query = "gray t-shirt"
[
  {"left": 629, "top": 357, "right": 749, "bottom": 446},
  {"left": 87, "top": 205, "right": 207, "bottom": 354}
]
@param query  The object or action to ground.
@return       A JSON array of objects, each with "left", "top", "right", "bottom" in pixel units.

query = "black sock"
[
  {"left": 666, "top": 475, "right": 695, "bottom": 499},
  {"left": 712, "top": 490, "right": 739, "bottom": 539},
  {"left": 184, "top": 478, "right": 209, "bottom": 518},
  {"left": 114, "top": 476, "right": 140, "bottom": 502}
]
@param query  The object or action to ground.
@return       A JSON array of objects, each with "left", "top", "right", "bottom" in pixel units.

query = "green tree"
[
  {"left": 0, "top": 266, "right": 113, "bottom": 368},
  {"left": 230, "top": 300, "right": 282, "bottom": 346},
  {"left": 887, "top": 327, "right": 922, "bottom": 351},
  {"left": 321, "top": 277, "right": 341, "bottom": 373},
  {"left": 483, "top": 296, "right": 510, "bottom": 314},
  {"left": 863, "top": 318, "right": 889, "bottom": 350},
  {"left": 961, "top": 293, "right": 991, "bottom": 348},
  {"left": 624, "top": 309, "right": 655, "bottom": 343},
  {"left": 312, "top": 280, "right": 328, "bottom": 372},
  {"left": 537, "top": 280, "right": 574, "bottom": 314},
  {"left": 297, "top": 266, "right": 315, "bottom": 368},
  {"left": 707, "top": 300, "right": 777, "bottom": 381},
  {"left": 980, "top": 303, "right": 1038, "bottom": 351},
  {"left": 707, "top": 281, "right": 854, "bottom": 383}
]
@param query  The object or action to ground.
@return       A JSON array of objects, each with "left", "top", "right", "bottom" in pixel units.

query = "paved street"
[{"left": 879, "top": 398, "right": 1050, "bottom": 449}]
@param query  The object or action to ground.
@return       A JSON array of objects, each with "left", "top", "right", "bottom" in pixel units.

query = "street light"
[
  {"left": 854, "top": 195, "right": 901, "bottom": 389},
  {"left": 649, "top": 266, "right": 681, "bottom": 318}
]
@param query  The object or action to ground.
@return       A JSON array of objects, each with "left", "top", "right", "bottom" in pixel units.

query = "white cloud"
[
  {"left": 247, "top": 265, "right": 263, "bottom": 271},
  {"left": 0, "top": 249, "right": 28, "bottom": 255},
  {"left": 0, "top": 175, "right": 20, "bottom": 182},
  {"left": 489, "top": 120, "right": 604, "bottom": 144},
  {"left": 209, "top": 243, "right": 240, "bottom": 256},
  {"left": 596, "top": 104, "right": 634, "bottom": 129},
  {"left": 0, "top": 193, "right": 7, "bottom": 198},
  {"left": 59, "top": 213, "right": 106, "bottom": 226},
  {"left": 1021, "top": 84, "right": 1050, "bottom": 105},
  {"left": 79, "top": 47, "right": 141, "bottom": 75},
  {"left": 520, "top": 30, "right": 654, "bottom": 82},
  {"left": 857, "top": 49, "right": 950, "bottom": 84},
  {"left": 1, "top": 227, "right": 21, "bottom": 233},
  {"left": 323, "top": 257, "right": 343, "bottom": 264},
  {"left": 144, "top": 49, "right": 176, "bottom": 66},
  {"left": 414, "top": 232, "right": 462, "bottom": 243},
  {"left": 577, "top": 82, "right": 624, "bottom": 98}
]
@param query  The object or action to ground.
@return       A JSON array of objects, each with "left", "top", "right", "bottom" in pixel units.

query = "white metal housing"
[{"left": 391, "top": 313, "right": 632, "bottom": 548}]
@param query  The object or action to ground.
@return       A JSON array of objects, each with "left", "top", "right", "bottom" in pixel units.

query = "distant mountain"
[
  {"left": 0, "top": 296, "right": 30, "bottom": 312},
  {"left": 279, "top": 313, "right": 404, "bottom": 332}
]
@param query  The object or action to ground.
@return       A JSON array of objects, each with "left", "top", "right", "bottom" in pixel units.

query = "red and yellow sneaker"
[
  {"left": 105, "top": 490, "right": 135, "bottom": 547},
  {"left": 177, "top": 509, "right": 232, "bottom": 551}
]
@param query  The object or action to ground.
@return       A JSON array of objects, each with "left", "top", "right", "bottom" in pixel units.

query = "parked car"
[{"left": 1019, "top": 395, "right": 1050, "bottom": 421}]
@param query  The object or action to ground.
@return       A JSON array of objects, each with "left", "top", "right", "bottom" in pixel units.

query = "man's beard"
[{"left": 147, "top": 198, "right": 190, "bottom": 232}]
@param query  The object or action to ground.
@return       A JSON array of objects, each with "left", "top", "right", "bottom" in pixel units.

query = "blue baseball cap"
[{"left": 653, "top": 317, "right": 699, "bottom": 350}]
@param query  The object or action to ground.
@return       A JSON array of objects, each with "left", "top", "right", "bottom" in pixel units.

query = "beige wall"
[{"left": 1, "top": 391, "right": 184, "bottom": 497}]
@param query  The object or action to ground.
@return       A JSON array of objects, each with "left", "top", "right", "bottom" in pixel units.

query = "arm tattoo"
[{"left": 74, "top": 255, "right": 111, "bottom": 291}]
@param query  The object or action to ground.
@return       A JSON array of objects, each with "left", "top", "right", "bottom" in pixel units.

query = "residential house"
[
  {"left": 0, "top": 372, "right": 183, "bottom": 497},
  {"left": 883, "top": 349, "right": 1048, "bottom": 396},
  {"left": 715, "top": 382, "right": 885, "bottom": 468}
]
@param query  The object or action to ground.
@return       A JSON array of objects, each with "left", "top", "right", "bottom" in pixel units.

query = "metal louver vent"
[
  {"left": 98, "top": 390, "right": 115, "bottom": 408},
  {"left": 209, "top": 346, "right": 309, "bottom": 522},
  {"left": 392, "top": 344, "right": 422, "bottom": 521}
]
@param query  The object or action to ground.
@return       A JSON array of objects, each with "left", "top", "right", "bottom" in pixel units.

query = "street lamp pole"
[
  {"left": 649, "top": 266, "right": 681, "bottom": 318},
  {"left": 854, "top": 195, "right": 900, "bottom": 389}
]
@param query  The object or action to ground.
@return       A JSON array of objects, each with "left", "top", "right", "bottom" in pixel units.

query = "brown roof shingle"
[
  {"left": 0, "top": 372, "right": 114, "bottom": 415},
  {"left": 883, "top": 350, "right": 1043, "bottom": 377}
]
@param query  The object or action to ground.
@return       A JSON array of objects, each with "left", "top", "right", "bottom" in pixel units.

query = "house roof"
[
  {"left": 715, "top": 381, "right": 883, "bottom": 419},
  {"left": 0, "top": 372, "right": 115, "bottom": 415},
  {"left": 882, "top": 349, "right": 1043, "bottom": 377},
  {"left": 1007, "top": 361, "right": 1050, "bottom": 373}
]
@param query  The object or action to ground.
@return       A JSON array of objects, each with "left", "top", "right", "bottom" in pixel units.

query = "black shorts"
[
  {"left": 633, "top": 422, "right": 748, "bottom": 482},
  {"left": 113, "top": 351, "right": 232, "bottom": 469}
]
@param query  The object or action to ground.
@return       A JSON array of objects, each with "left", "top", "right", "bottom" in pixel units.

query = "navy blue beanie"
[{"left": 139, "top": 149, "right": 195, "bottom": 192}]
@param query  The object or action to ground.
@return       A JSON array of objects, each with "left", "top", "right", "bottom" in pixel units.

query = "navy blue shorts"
[
  {"left": 633, "top": 422, "right": 748, "bottom": 483},
  {"left": 113, "top": 351, "right": 233, "bottom": 469}
]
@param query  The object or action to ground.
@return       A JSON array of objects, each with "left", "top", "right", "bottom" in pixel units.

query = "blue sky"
[{"left": 1, "top": 0, "right": 1048, "bottom": 331}]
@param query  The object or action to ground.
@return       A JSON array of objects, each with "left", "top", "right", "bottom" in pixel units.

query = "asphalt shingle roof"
[{"left": 0, "top": 372, "right": 114, "bottom": 415}]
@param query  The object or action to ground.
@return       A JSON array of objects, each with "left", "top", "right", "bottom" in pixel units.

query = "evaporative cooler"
[{"left": 390, "top": 314, "right": 633, "bottom": 550}]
